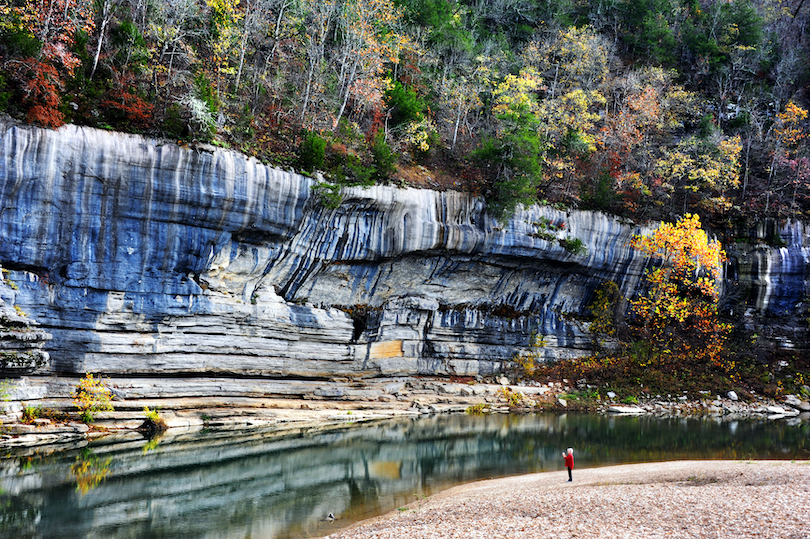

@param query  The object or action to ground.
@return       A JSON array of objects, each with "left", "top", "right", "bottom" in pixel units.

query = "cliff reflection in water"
[{"left": 1, "top": 413, "right": 807, "bottom": 539}]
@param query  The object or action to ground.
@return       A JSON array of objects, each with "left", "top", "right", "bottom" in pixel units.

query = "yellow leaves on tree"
[
  {"left": 596, "top": 68, "right": 702, "bottom": 212},
  {"left": 521, "top": 26, "right": 609, "bottom": 157},
  {"left": 654, "top": 134, "right": 742, "bottom": 214},
  {"left": 773, "top": 101, "right": 808, "bottom": 148},
  {"left": 521, "top": 26, "right": 612, "bottom": 92},
  {"left": 630, "top": 214, "right": 731, "bottom": 368},
  {"left": 206, "top": 0, "right": 244, "bottom": 95},
  {"left": 492, "top": 67, "right": 542, "bottom": 122},
  {"left": 539, "top": 88, "right": 605, "bottom": 152},
  {"left": 72, "top": 373, "right": 114, "bottom": 423}
]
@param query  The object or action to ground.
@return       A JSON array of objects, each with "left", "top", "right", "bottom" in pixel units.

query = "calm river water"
[{"left": 1, "top": 413, "right": 807, "bottom": 539}]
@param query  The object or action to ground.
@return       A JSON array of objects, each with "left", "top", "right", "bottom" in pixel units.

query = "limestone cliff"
[
  {"left": 0, "top": 122, "right": 806, "bottom": 379},
  {"left": 0, "top": 269, "right": 51, "bottom": 374}
]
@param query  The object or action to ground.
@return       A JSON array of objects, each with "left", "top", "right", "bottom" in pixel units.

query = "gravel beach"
[{"left": 325, "top": 460, "right": 810, "bottom": 539}]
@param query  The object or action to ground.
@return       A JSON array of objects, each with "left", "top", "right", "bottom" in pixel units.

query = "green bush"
[
  {"left": 581, "top": 172, "right": 617, "bottom": 211},
  {"left": 313, "top": 181, "right": 343, "bottom": 209},
  {"left": 0, "top": 20, "right": 42, "bottom": 58},
  {"left": 194, "top": 72, "right": 219, "bottom": 115},
  {"left": 385, "top": 81, "right": 424, "bottom": 126},
  {"left": 465, "top": 403, "right": 491, "bottom": 414},
  {"left": 0, "top": 74, "right": 12, "bottom": 113},
  {"left": 110, "top": 20, "right": 150, "bottom": 73},
  {"left": 371, "top": 131, "right": 397, "bottom": 181},
  {"left": 21, "top": 403, "right": 43, "bottom": 423},
  {"left": 163, "top": 104, "right": 186, "bottom": 139},
  {"left": 297, "top": 131, "right": 327, "bottom": 173},
  {"left": 559, "top": 237, "right": 587, "bottom": 256}
]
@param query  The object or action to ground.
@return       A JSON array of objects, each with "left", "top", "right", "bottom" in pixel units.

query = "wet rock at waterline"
[{"left": 1, "top": 121, "right": 808, "bottom": 380}]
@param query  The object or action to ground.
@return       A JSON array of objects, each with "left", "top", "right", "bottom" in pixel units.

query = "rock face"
[
  {"left": 0, "top": 268, "right": 51, "bottom": 375},
  {"left": 0, "top": 122, "right": 807, "bottom": 379}
]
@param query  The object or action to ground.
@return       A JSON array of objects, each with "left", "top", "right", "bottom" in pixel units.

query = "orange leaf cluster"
[
  {"left": 100, "top": 75, "right": 155, "bottom": 129},
  {"left": 9, "top": 58, "right": 65, "bottom": 128},
  {"left": 630, "top": 214, "right": 730, "bottom": 366}
]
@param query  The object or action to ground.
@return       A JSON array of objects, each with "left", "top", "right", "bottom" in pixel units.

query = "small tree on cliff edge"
[{"left": 629, "top": 214, "right": 731, "bottom": 370}]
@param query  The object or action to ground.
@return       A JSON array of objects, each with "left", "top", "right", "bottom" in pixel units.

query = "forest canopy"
[{"left": 1, "top": 0, "right": 808, "bottom": 224}]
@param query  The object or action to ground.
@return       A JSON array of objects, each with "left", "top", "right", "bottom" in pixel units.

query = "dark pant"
[{"left": 567, "top": 467, "right": 572, "bottom": 481}]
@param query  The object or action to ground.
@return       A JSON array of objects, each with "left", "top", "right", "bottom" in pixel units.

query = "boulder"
[
  {"left": 784, "top": 395, "right": 805, "bottom": 410},
  {"left": 608, "top": 405, "right": 646, "bottom": 415}
]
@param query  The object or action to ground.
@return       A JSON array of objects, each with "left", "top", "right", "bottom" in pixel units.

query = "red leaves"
[
  {"left": 99, "top": 74, "right": 154, "bottom": 129},
  {"left": 9, "top": 58, "right": 65, "bottom": 128}
]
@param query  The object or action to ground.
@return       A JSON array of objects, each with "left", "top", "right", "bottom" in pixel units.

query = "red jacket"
[{"left": 564, "top": 453, "right": 574, "bottom": 469}]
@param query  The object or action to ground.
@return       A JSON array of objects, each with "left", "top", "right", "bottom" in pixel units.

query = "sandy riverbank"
[{"left": 324, "top": 460, "right": 810, "bottom": 539}]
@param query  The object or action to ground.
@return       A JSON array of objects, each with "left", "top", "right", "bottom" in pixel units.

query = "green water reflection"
[{"left": 0, "top": 413, "right": 807, "bottom": 539}]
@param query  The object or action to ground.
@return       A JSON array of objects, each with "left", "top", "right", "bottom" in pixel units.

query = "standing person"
[{"left": 563, "top": 447, "right": 574, "bottom": 482}]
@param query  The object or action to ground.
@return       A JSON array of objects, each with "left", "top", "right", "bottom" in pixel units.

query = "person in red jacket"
[{"left": 563, "top": 447, "right": 574, "bottom": 482}]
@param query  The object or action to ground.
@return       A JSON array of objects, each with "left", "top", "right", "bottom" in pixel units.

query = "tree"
[
  {"left": 766, "top": 101, "right": 810, "bottom": 215},
  {"left": 299, "top": 0, "right": 337, "bottom": 126},
  {"left": 89, "top": 0, "right": 122, "bottom": 80},
  {"left": 332, "top": 0, "right": 411, "bottom": 128},
  {"left": 654, "top": 132, "right": 742, "bottom": 215},
  {"left": 521, "top": 26, "right": 613, "bottom": 93},
  {"left": 439, "top": 74, "right": 482, "bottom": 150},
  {"left": 206, "top": 0, "right": 243, "bottom": 99},
  {"left": 618, "top": 0, "right": 677, "bottom": 65},
  {"left": 148, "top": 0, "right": 204, "bottom": 107},
  {"left": 629, "top": 213, "right": 730, "bottom": 367},
  {"left": 522, "top": 27, "right": 611, "bottom": 202},
  {"left": 476, "top": 67, "right": 545, "bottom": 220},
  {"left": 2, "top": 0, "right": 96, "bottom": 127}
]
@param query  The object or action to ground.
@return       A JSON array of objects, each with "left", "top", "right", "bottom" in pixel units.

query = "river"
[{"left": 1, "top": 413, "right": 807, "bottom": 539}]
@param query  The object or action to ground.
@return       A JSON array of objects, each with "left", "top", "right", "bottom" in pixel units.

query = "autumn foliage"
[
  {"left": 629, "top": 214, "right": 731, "bottom": 369},
  {"left": 9, "top": 58, "right": 65, "bottom": 127},
  {"left": 0, "top": 0, "right": 807, "bottom": 223},
  {"left": 99, "top": 73, "right": 154, "bottom": 129}
]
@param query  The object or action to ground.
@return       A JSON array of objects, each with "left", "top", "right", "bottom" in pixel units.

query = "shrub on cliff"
[
  {"left": 297, "top": 131, "right": 327, "bottom": 174},
  {"left": 73, "top": 374, "right": 114, "bottom": 423}
]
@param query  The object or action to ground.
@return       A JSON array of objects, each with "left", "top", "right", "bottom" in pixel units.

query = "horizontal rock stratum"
[{"left": 1, "top": 121, "right": 808, "bottom": 378}]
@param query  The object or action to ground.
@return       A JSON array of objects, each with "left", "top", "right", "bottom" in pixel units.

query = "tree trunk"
[
  {"left": 90, "top": 1, "right": 113, "bottom": 81},
  {"left": 234, "top": 0, "right": 252, "bottom": 91},
  {"left": 334, "top": 57, "right": 358, "bottom": 128}
]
